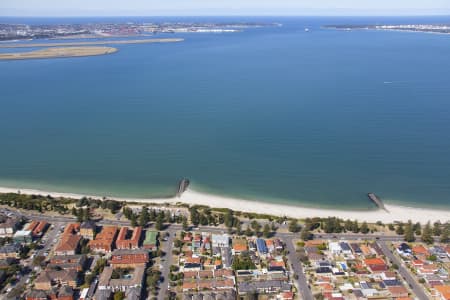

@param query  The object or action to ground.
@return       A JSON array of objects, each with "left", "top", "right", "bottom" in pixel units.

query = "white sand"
[{"left": 0, "top": 186, "right": 448, "bottom": 223}]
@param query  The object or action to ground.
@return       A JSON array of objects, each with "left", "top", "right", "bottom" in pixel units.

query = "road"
[
  {"left": 283, "top": 236, "right": 313, "bottom": 300},
  {"left": 377, "top": 241, "right": 429, "bottom": 300},
  {"left": 157, "top": 231, "right": 175, "bottom": 300},
  {"left": 21, "top": 211, "right": 411, "bottom": 242}
]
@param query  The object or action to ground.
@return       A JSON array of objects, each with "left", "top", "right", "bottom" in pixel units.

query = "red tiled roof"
[{"left": 55, "top": 235, "right": 81, "bottom": 253}]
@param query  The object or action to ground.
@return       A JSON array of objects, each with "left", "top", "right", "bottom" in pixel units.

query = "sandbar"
[{"left": 0, "top": 46, "right": 117, "bottom": 60}]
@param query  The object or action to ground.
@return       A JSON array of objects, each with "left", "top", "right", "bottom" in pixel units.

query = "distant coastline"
[
  {"left": 0, "top": 185, "right": 448, "bottom": 223},
  {"left": 324, "top": 24, "right": 450, "bottom": 35},
  {"left": 0, "top": 38, "right": 184, "bottom": 48}
]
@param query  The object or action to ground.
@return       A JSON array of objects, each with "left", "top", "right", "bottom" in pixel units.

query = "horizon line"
[{"left": 1, "top": 14, "right": 450, "bottom": 18}]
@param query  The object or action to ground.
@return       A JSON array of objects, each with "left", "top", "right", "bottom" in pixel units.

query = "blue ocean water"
[{"left": 1, "top": 16, "right": 450, "bottom": 210}]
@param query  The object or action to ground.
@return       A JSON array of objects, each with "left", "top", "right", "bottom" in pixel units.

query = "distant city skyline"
[{"left": 1, "top": 0, "right": 450, "bottom": 17}]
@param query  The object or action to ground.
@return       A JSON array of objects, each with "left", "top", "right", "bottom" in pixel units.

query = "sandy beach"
[{"left": 0, "top": 186, "right": 448, "bottom": 223}]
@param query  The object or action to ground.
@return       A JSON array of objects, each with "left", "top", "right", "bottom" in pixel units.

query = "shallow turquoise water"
[{"left": 1, "top": 17, "right": 450, "bottom": 210}]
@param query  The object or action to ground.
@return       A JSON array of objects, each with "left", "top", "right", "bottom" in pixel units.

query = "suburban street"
[
  {"left": 157, "top": 231, "right": 176, "bottom": 300},
  {"left": 377, "top": 241, "right": 429, "bottom": 300},
  {"left": 283, "top": 235, "right": 313, "bottom": 300}
]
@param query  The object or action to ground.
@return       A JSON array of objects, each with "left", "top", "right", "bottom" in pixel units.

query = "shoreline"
[{"left": 0, "top": 186, "right": 448, "bottom": 223}]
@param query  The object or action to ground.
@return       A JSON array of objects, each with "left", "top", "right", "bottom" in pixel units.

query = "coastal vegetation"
[{"left": 0, "top": 192, "right": 71, "bottom": 214}]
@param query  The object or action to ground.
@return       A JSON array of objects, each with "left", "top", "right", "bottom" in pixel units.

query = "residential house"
[
  {"left": 238, "top": 280, "right": 291, "bottom": 295},
  {"left": 48, "top": 286, "right": 75, "bottom": 300},
  {"left": 0, "top": 217, "right": 20, "bottom": 238},
  {"left": 388, "top": 286, "right": 409, "bottom": 298},
  {"left": 212, "top": 234, "right": 230, "bottom": 248},
  {"left": 110, "top": 249, "right": 149, "bottom": 268},
  {"left": 142, "top": 230, "right": 157, "bottom": 251},
  {"left": 98, "top": 265, "right": 145, "bottom": 292},
  {"left": 80, "top": 221, "right": 97, "bottom": 240},
  {"left": 364, "top": 258, "right": 388, "bottom": 273},
  {"left": 26, "top": 290, "right": 48, "bottom": 300},
  {"left": 54, "top": 235, "right": 81, "bottom": 256},
  {"left": 435, "top": 285, "right": 450, "bottom": 300},
  {"left": 115, "top": 227, "right": 142, "bottom": 250},
  {"left": 0, "top": 243, "right": 21, "bottom": 259},
  {"left": 34, "top": 269, "right": 78, "bottom": 290},
  {"left": 397, "top": 243, "right": 412, "bottom": 256},
  {"left": 13, "top": 230, "right": 32, "bottom": 244},
  {"left": 48, "top": 255, "right": 87, "bottom": 272},
  {"left": 256, "top": 239, "right": 268, "bottom": 255},
  {"left": 232, "top": 238, "right": 247, "bottom": 255},
  {"left": 89, "top": 226, "right": 118, "bottom": 253}
]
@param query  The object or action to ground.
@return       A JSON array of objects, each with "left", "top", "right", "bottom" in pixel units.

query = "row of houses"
[
  {"left": 52, "top": 222, "right": 158, "bottom": 255},
  {"left": 301, "top": 240, "right": 415, "bottom": 300},
  {"left": 89, "top": 225, "right": 157, "bottom": 253},
  {"left": 396, "top": 242, "right": 450, "bottom": 300}
]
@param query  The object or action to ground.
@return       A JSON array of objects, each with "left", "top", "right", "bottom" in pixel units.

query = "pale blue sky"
[{"left": 1, "top": 0, "right": 450, "bottom": 16}]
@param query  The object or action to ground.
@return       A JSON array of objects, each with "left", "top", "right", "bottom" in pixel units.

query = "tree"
[
  {"left": 352, "top": 220, "right": 360, "bottom": 233},
  {"left": 251, "top": 220, "right": 261, "bottom": 232},
  {"left": 421, "top": 221, "right": 434, "bottom": 244},
  {"left": 404, "top": 220, "right": 415, "bottom": 242},
  {"left": 189, "top": 207, "right": 200, "bottom": 226},
  {"left": 263, "top": 224, "right": 271, "bottom": 238},
  {"left": 236, "top": 221, "right": 242, "bottom": 236},
  {"left": 232, "top": 252, "right": 256, "bottom": 270},
  {"left": 130, "top": 213, "right": 138, "bottom": 227},
  {"left": 414, "top": 222, "right": 422, "bottom": 236},
  {"left": 433, "top": 221, "right": 442, "bottom": 236},
  {"left": 360, "top": 222, "right": 369, "bottom": 234},
  {"left": 440, "top": 223, "right": 450, "bottom": 243},
  {"left": 83, "top": 208, "right": 91, "bottom": 221},
  {"left": 77, "top": 208, "right": 84, "bottom": 223},
  {"left": 396, "top": 223, "right": 404, "bottom": 235},
  {"left": 114, "top": 291, "right": 125, "bottom": 300},
  {"left": 245, "top": 225, "right": 253, "bottom": 237},
  {"left": 300, "top": 227, "right": 311, "bottom": 241},
  {"left": 288, "top": 219, "right": 300, "bottom": 233},
  {"left": 182, "top": 216, "right": 189, "bottom": 231},
  {"left": 155, "top": 214, "right": 164, "bottom": 231},
  {"left": 139, "top": 207, "right": 149, "bottom": 227}
]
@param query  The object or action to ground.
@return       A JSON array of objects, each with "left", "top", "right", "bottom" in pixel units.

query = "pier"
[
  {"left": 368, "top": 193, "right": 389, "bottom": 212},
  {"left": 177, "top": 178, "right": 190, "bottom": 197}
]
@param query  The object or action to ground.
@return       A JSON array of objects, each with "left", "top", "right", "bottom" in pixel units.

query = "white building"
[
  {"left": 212, "top": 234, "right": 230, "bottom": 248},
  {"left": 329, "top": 242, "right": 342, "bottom": 255}
]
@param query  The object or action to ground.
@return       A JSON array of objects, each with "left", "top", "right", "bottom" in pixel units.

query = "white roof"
[
  {"left": 80, "top": 288, "right": 89, "bottom": 299},
  {"left": 329, "top": 242, "right": 341, "bottom": 252},
  {"left": 14, "top": 230, "right": 31, "bottom": 236},
  {"left": 212, "top": 234, "right": 230, "bottom": 245}
]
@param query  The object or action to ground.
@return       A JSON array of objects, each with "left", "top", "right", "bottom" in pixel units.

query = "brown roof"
[
  {"left": 388, "top": 286, "right": 408, "bottom": 296},
  {"left": 35, "top": 269, "right": 78, "bottom": 285},
  {"left": 88, "top": 226, "right": 118, "bottom": 251},
  {"left": 183, "top": 271, "right": 197, "bottom": 279},
  {"left": 182, "top": 281, "right": 197, "bottom": 290},
  {"left": 55, "top": 235, "right": 81, "bottom": 253}
]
